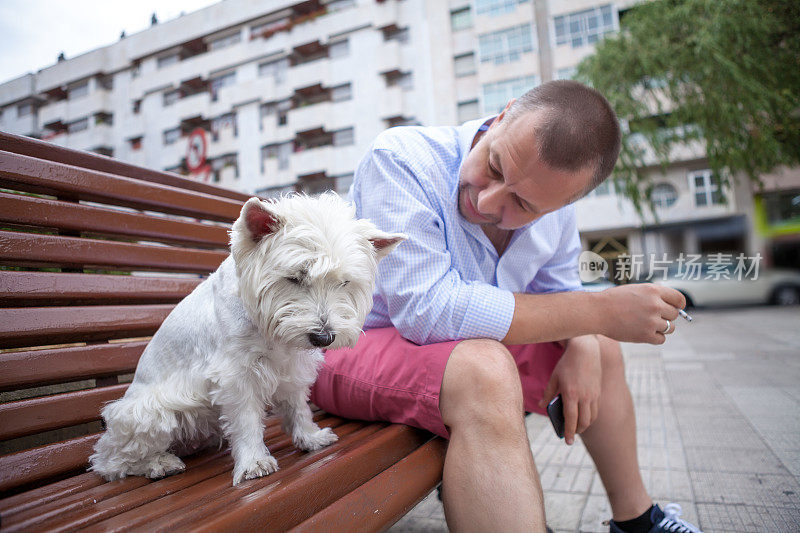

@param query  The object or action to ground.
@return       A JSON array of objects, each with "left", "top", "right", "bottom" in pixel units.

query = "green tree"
[{"left": 576, "top": 0, "right": 800, "bottom": 215}]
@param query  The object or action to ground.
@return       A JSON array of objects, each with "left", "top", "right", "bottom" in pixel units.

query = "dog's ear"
[
  {"left": 367, "top": 230, "right": 407, "bottom": 261},
  {"left": 241, "top": 198, "right": 282, "bottom": 242}
]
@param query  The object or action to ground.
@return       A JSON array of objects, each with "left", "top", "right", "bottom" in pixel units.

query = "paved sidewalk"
[{"left": 390, "top": 306, "right": 800, "bottom": 532}]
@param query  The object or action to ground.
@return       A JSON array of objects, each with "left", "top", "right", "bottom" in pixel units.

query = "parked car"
[{"left": 654, "top": 264, "right": 800, "bottom": 307}]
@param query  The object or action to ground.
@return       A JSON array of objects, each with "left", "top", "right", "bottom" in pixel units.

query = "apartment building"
[{"left": 1, "top": 0, "right": 796, "bottom": 267}]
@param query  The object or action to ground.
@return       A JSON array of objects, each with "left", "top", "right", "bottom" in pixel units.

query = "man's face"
[{"left": 458, "top": 106, "right": 594, "bottom": 230}]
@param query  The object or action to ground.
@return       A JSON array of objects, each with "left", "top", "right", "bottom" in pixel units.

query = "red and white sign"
[{"left": 186, "top": 128, "right": 207, "bottom": 173}]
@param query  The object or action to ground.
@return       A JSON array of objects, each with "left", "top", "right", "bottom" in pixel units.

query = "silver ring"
[{"left": 662, "top": 320, "right": 671, "bottom": 334}]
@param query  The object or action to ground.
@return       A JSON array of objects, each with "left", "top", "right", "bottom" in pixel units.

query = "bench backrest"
[{"left": 0, "top": 132, "right": 250, "bottom": 495}]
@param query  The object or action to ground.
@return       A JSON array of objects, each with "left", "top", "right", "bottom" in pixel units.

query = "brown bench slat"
[
  {"left": 0, "top": 304, "right": 173, "bottom": 349},
  {"left": 292, "top": 437, "right": 447, "bottom": 532},
  {"left": 0, "top": 230, "right": 227, "bottom": 273},
  {"left": 0, "top": 271, "right": 201, "bottom": 308},
  {"left": 0, "top": 341, "right": 147, "bottom": 392},
  {"left": 0, "top": 383, "right": 129, "bottom": 441},
  {"left": 90, "top": 421, "right": 376, "bottom": 533},
  {"left": 0, "top": 150, "right": 243, "bottom": 222},
  {"left": 0, "top": 433, "right": 99, "bottom": 494},
  {"left": 0, "top": 413, "right": 305, "bottom": 518},
  {"left": 0, "top": 411, "right": 329, "bottom": 515},
  {"left": 0, "top": 131, "right": 250, "bottom": 202},
  {"left": 181, "top": 424, "right": 432, "bottom": 532},
  {"left": 16, "top": 416, "right": 350, "bottom": 532},
  {"left": 0, "top": 192, "right": 231, "bottom": 248}
]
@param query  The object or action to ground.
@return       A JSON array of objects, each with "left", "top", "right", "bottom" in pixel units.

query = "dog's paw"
[
  {"left": 145, "top": 453, "right": 186, "bottom": 479},
  {"left": 232, "top": 454, "right": 279, "bottom": 485},
  {"left": 294, "top": 427, "right": 338, "bottom": 451}
]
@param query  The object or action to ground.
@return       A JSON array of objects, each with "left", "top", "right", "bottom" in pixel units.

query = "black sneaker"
[{"left": 609, "top": 503, "right": 702, "bottom": 533}]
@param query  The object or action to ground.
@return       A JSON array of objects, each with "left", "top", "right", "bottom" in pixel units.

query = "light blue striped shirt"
[{"left": 350, "top": 117, "right": 582, "bottom": 345}]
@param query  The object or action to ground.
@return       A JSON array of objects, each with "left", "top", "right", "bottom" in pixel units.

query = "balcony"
[{"left": 65, "top": 123, "right": 113, "bottom": 153}]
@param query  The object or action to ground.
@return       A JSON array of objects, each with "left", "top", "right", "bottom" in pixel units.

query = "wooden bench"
[{"left": 0, "top": 131, "right": 446, "bottom": 532}]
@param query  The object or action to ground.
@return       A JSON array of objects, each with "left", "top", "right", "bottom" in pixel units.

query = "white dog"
[{"left": 89, "top": 193, "right": 405, "bottom": 485}]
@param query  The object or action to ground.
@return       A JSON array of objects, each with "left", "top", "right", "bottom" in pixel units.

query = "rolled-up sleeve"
[{"left": 355, "top": 148, "right": 515, "bottom": 345}]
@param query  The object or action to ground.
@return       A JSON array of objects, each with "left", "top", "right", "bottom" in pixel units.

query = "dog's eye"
[
  {"left": 340, "top": 280, "right": 350, "bottom": 287},
  {"left": 286, "top": 276, "right": 302, "bottom": 285}
]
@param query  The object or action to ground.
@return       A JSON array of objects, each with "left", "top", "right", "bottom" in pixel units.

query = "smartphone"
[{"left": 547, "top": 395, "right": 565, "bottom": 439}]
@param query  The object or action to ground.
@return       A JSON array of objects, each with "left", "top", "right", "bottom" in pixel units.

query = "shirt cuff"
[{"left": 456, "top": 284, "right": 516, "bottom": 341}]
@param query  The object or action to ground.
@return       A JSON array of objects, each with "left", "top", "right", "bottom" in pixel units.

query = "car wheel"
[{"left": 772, "top": 285, "right": 800, "bottom": 306}]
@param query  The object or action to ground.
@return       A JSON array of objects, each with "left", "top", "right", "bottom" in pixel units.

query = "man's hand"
[
  {"left": 538, "top": 335, "right": 601, "bottom": 445},
  {"left": 596, "top": 284, "right": 686, "bottom": 344}
]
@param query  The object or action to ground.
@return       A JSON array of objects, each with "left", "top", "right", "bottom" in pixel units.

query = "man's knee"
[{"left": 440, "top": 339, "right": 523, "bottom": 428}]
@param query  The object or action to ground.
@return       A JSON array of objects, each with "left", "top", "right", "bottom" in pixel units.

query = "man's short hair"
[{"left": 505, "top": 80, "right": 621, "bottom": 196}]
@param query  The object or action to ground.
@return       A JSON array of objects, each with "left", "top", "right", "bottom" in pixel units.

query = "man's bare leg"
[
  {"left": 580, "top": 335, "right": 653, "bottom": 521},
  {"left": 439, "top": 339, "right": 547, "bottom": 533}
]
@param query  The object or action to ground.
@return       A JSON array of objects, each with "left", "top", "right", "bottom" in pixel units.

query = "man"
[{"left": 311, "top": 81, "right": 702, "bottom": 533}]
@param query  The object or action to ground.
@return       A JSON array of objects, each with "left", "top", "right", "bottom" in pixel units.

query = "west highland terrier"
[{"left": 89, "top": 193, "right": 405, "bottom": 485}]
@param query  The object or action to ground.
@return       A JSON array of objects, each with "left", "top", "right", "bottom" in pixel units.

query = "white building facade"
[{"left": 2, "top": 0, "right": 791, "bottom": 269}]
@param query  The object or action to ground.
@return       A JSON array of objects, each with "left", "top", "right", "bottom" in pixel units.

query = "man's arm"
[{"left": 502, "top": 283, "right": 687, "bottom": 346}]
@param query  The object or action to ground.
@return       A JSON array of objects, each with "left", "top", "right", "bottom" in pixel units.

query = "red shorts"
[{"left": 310, "top": 327, "right": 564, "bottom": 439}]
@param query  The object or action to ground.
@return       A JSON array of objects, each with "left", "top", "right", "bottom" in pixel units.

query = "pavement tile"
[
  {"left": 697, "top": 503, "right": 800, "bottom": 533},
  {"left": 690, "top": 471, "right": 800, "bottom": 507},
  {"left": 684, "top": 446, "right": 789, "bottom": 474},
  {"left": 543, "top": 492, "right": 586, "bottom": 531}
]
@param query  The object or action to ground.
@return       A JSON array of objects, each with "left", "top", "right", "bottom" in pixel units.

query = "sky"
[{"left": 0, "top": 0, "right": 221, "bottom": 85}]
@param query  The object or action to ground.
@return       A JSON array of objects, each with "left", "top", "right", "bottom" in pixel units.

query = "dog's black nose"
[{"left": 309, "top": 331, "right": 335, "bottom": 347}]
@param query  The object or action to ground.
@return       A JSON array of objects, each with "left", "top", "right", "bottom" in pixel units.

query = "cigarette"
[{"left": 678, "top": 309, "right": 693, "bottom": 322}]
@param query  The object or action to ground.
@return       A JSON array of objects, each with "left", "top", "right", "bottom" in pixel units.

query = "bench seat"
[{"left": 0, "top": 131, "right": 445, "bottom": 532}]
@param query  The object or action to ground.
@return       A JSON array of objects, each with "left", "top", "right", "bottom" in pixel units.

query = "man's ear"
[
  {"left": 494, "top": 97, "right": 516, "bottom": 126},
  {"left": 240, "top": 197, "right": 282, "bottom": 242},
  {"left": 367, "top": 230, "right": 407, "bottom": 261}
]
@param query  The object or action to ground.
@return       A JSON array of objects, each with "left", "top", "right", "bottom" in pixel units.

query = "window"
[
  {"left": 479, "top": 24, "right": 535, "bottom": 65},
  {"left": 554, "top": 5, "right": 615, "bottom": 48},
  {"left": 385, "top": 71, "right": 413, "bottom": 90},
  {"left": 589, "top": 179, "right": 614, "bottom": 197},
  {"left": 688, "top": 170, "right": 723, "bottom": 207},
  {"left": 210, "top": 72, "right": 236, "bottom": 100},
  {"left": 262, "top": 142, "right": 292, "bottom": 171},
  {"left": 129, "top": 136, "right": 143, "bottom": 151},
  {"left": 382, "top": 26, "right": 409, "bottom": 44},
  {"left": 69, "top": 81, "right": 89, "bottom": 99},
  {"left": 326, "top": 0, "right": 355, "bottom": 13},
  {"left": 211, "top": 113, "right": 237, "bottom": 140},
  {"left": 164, "top": 127, "right": 181, "bottom": 145},
  {"left": 450, "top": 7, "right": 472, "bottom": 31},
  {"left": 163, "top": 89, "right": 181, "bottom": 106},
  {"left": 329, "top": 39, "right": 349, "bottom": 59},
  {"left": 475, "top": 0, "right": 529, "bottom": 17},
  {"left": 208, "top": 31, "right": 241, "bottom": 52},
  {"left": 17, "top": 102, "right": 32, "bottom": 117},
  {"left": 652, "top": 182, "right": 678, "bottom": 208},
  {"left": 259, "top": 58, "right": 289, "bottom": 84},
  {"left": 157, "top": 52, "right": 180, "bottom": 69},
  {"left": 482, "top": 75, "right": 538, "bottom": 114},
  {"left": 555, "top": 67, "right": 576, "bottom": 80},
  {"left": 334, "top": 173, "right": 354, "bottom": 195},
  {"left": 457, "top": 100, "right": 480, "bottom": 123},
  {"left": 454, "top": 53, "right": 476, "bottom": 77},
  {"left": 68, "top": 118, "right": 89, "bottom": 133},
  {"left": 331, "top": 83, "right": 352, "bottom": 102},
  {"left": 763, "top": 189, "right": 800, "bottom": 225},
  {"left": 333, "top": 127, "right": 354, "bottom": 146}
]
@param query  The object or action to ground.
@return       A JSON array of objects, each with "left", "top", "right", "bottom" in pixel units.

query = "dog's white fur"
[{"left": 89, "top": 193, "right": 404, "bottom": 485}]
